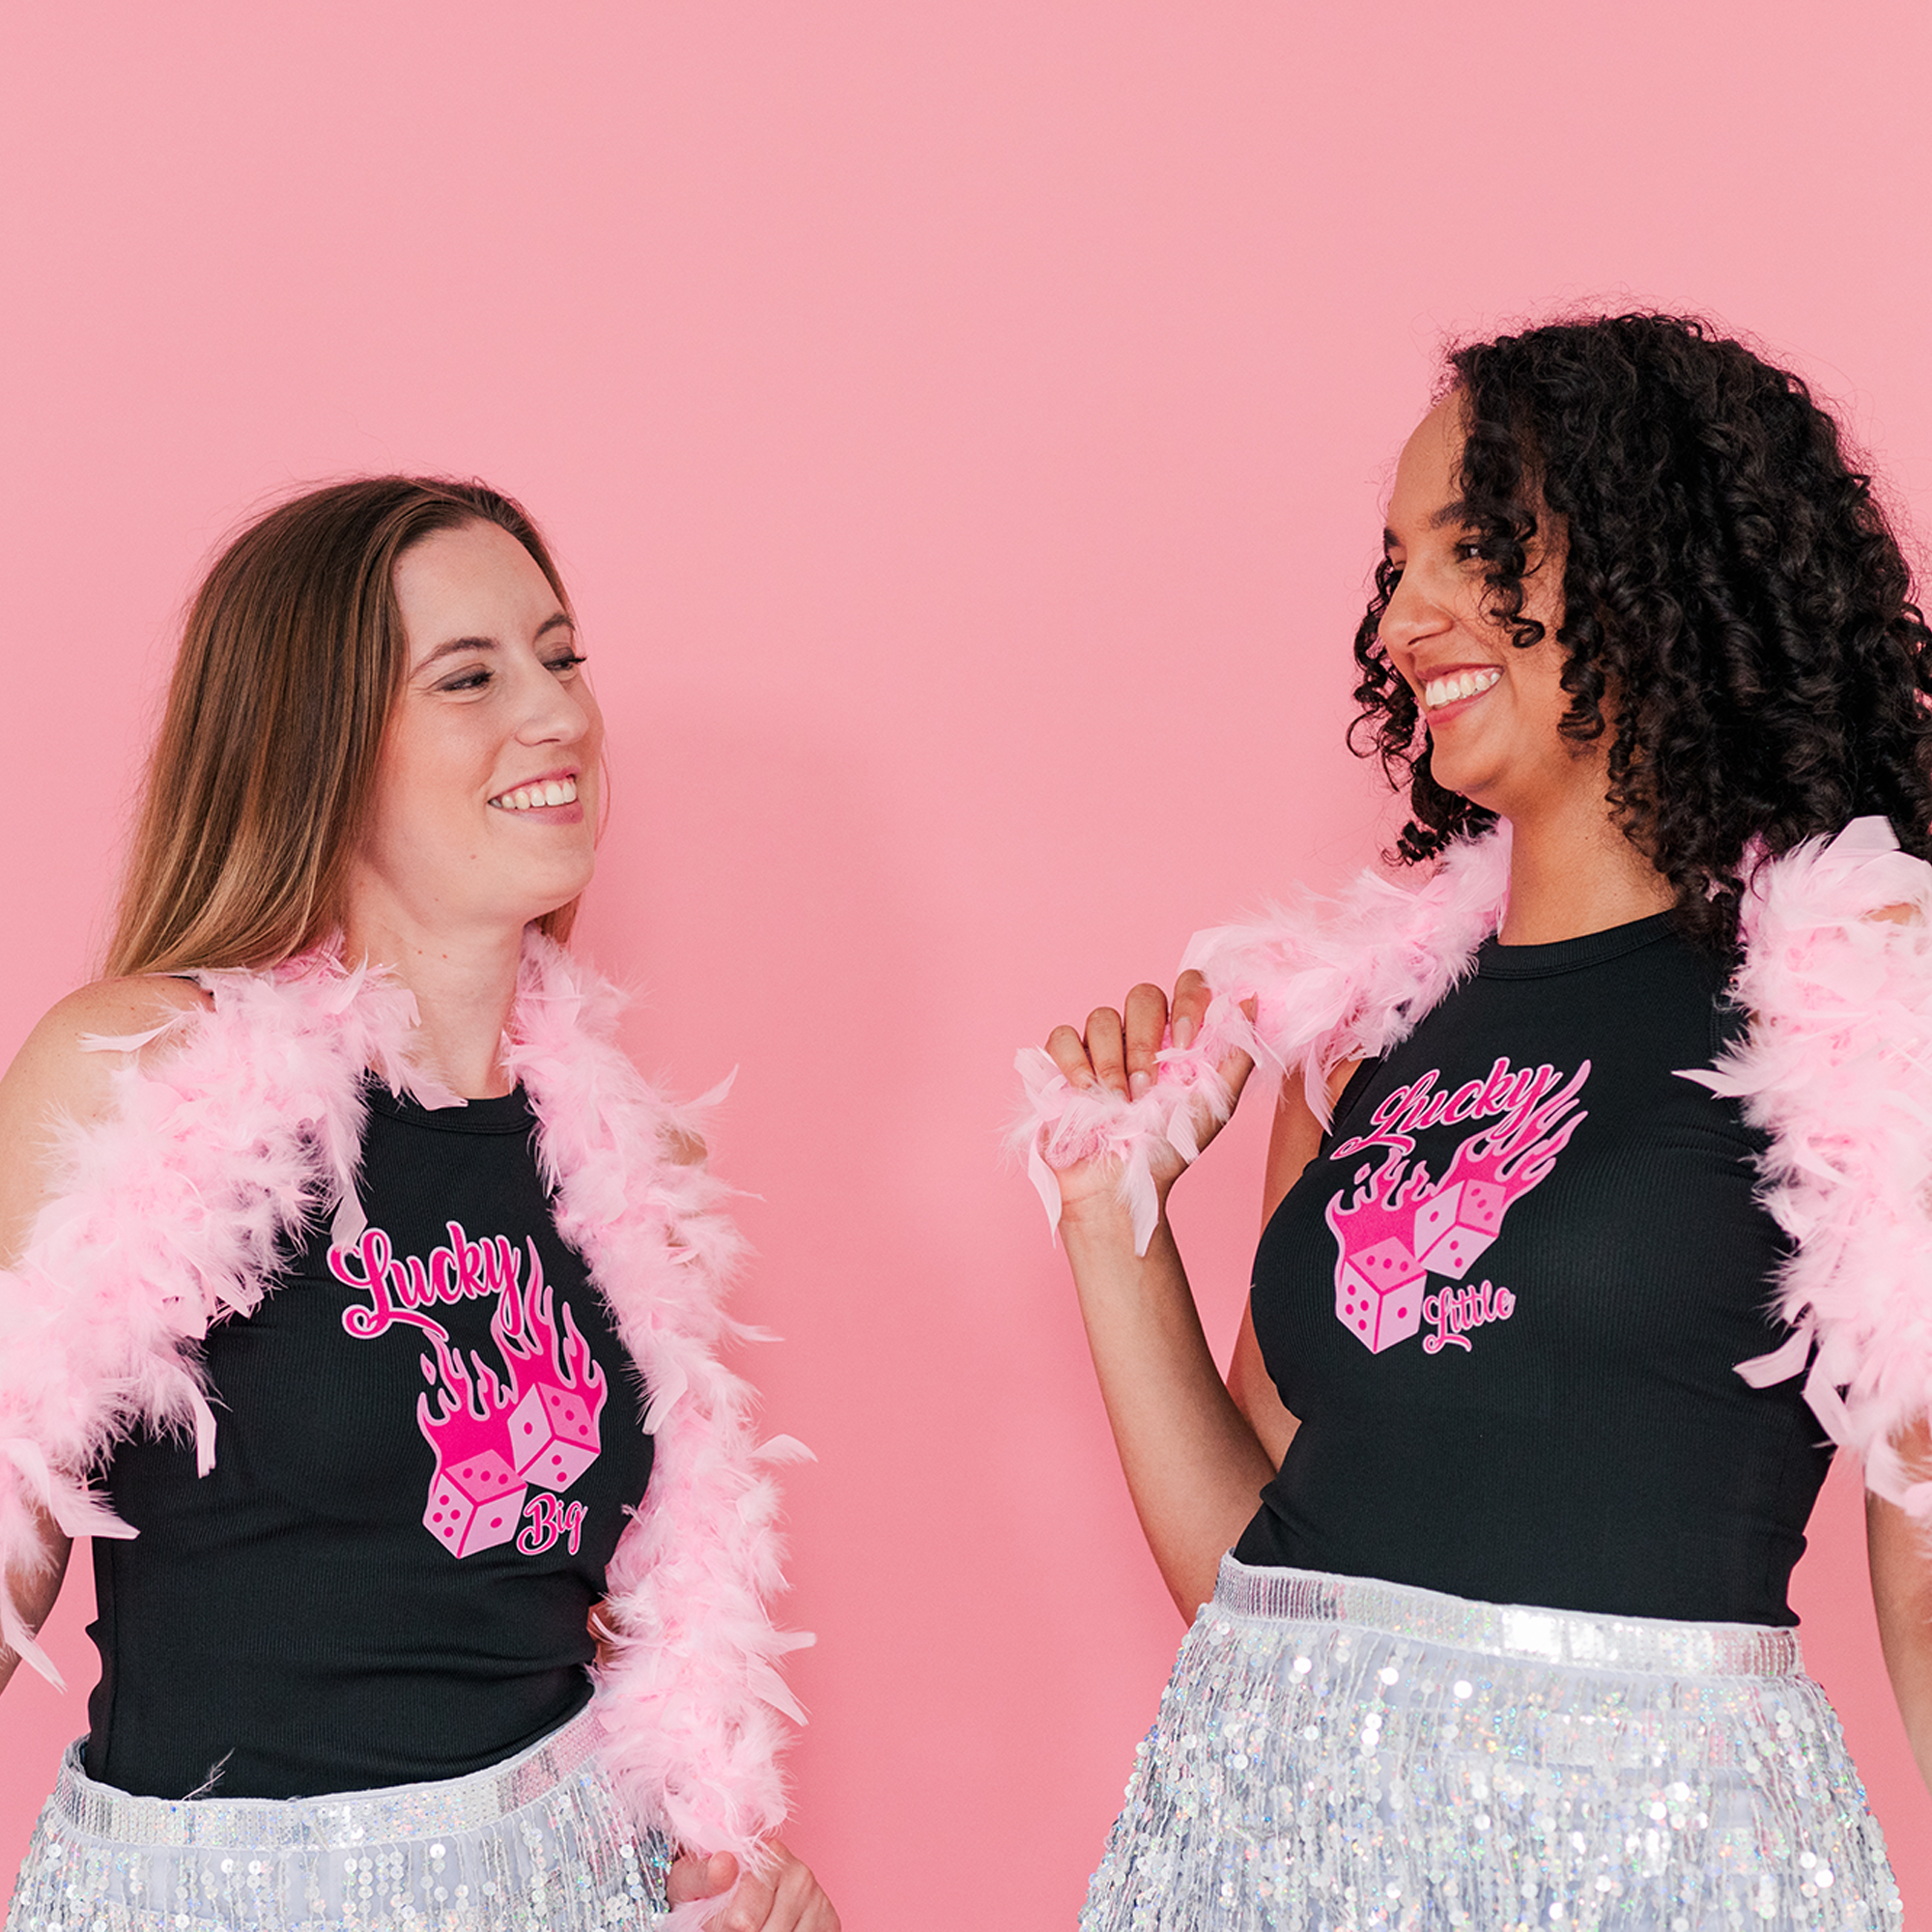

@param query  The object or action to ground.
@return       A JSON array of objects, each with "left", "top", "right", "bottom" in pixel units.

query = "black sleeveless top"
[
  {"left": 1234, "top": 914, "right": 1833, "bottom": 1626},
  {"left": 86, "top": 1083, "right": 655, "bottom": 1800}
]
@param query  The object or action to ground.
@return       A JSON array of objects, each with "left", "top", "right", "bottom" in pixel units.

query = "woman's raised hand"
[
  {"left": 666, "top": 1843, "right": 838, "bottom": 1931},
  {"left": 1041, "top": 970, "right": 1257, "bottom": 1220}
]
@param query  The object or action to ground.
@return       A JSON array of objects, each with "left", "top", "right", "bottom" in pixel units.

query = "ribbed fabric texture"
[
  {"left": 85, "top": 1083, "right": 655, "bottom": 1801},
  {"left": 1237, "top": 914, "right": 1832, "bottom": 1625}
]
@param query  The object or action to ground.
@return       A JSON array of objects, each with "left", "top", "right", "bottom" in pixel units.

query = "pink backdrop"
[{"left": 3, "top": 4, "right": 1929, "bottom": 1922}]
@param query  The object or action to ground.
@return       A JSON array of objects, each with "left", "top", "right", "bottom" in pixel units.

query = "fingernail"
[
  {"left": 1173, "top": 1016, "right": 1196, "bottom": 1049},
  {"left": 1128, "top": 1069, "right": 1152, "bottom": 1098}
]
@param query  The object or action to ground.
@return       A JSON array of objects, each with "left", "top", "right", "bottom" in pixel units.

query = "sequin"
[
  {"left": 1082, "top": 1557, "right": 1903, "bottom": 1931},
  {"left": 4, "top": 1707, "right": 672, "bottom": 1931}
]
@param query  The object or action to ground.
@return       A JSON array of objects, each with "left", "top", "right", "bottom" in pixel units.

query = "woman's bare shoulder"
[
  {"left": 8, "top": 976, "right": 213, "bottom": 1093},
  {"left": 0, "top": 978, "right": 213, "bottom": 1264}
]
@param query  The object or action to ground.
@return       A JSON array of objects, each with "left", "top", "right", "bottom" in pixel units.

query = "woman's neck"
[
  {"left": 339, "top": 907, "right": 526, "bottom": 1100},
  {"left": 1496, "top": 801, "right": 1675, "bottom": 945}
]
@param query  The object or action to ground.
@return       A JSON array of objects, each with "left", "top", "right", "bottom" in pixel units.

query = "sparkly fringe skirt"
[
  {"left": 4, "top": 1706, "right": 673, "bottom": 1932},
  {"left": 1083, "top": 1558, "right": 1902, "bottom": 1931}
]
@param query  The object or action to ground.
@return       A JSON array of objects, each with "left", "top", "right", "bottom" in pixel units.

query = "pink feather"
[
  {"left": 1688, "top": 817, "right": 1932, "bottom": 1518},
  {"left": 1013, "top": 812, "right": 1932, "bottom": 1516},
  {"left": 1009, "top": 825, "right": 1512, "bottom": 1254},
  {"left": 0, "top": 935, "right": 801, "bottom": 1876}
]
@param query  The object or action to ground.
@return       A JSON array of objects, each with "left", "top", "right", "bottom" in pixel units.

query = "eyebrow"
[
  {"left": 415, "top": 611, "right": 573, "bottom": 668},
  {"left": 1383, "top": 500, "right": 1479, "bottom": 549}
]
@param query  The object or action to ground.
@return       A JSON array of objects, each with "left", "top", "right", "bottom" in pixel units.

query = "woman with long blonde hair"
[{"left": 0, "top": 478, "right": 836, "bottom": 1932}]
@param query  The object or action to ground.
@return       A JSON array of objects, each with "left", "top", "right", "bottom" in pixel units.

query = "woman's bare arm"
[
  {"left": 1060, "top": 1196, "right": 1278, "bottom": 1619},
  {"left": 1867, "top": 1416, "right": 1932, "bottom": 1796},
  {"left": 1046, "top": 974, "right": 1274, "bottom": 1617},
  {"left": 0, "top": 976, "right": 208, "bottom": 1694},
  {"left": 1225, "top": 1063, "right": 1359, "bottom": 1470}
]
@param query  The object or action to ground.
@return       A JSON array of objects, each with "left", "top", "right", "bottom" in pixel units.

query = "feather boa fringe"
[
  {"left": 1011, "top": 826, "right": 1513, "bottom": 1254},
  {"left": 1013, "top": 815, "right": 1932, "bottom": 1515},
  {"left": 1690, "top": 816, "right": 1932, "bottom": 1518},
  {"left": 0, "top": 935, "right": 801, "bottom": 1887}
]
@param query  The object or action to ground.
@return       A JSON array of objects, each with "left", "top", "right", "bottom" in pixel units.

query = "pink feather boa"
[
  {"left": 1013, "top": 815, "right": 1932, "bottom": 1518},
  {"left": 1014, "top": 825, "right": 1514, "bottom": 1254},
  {"left": 0, "top": 933, "right": 803, "bottom": 1890}
]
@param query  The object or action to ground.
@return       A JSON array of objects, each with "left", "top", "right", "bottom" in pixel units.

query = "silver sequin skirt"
[
  {"left": 4, "top": 1705, "right": 673, "bottom": 1932},
  {"left": 1083, "top": 1557, "right": 1902, "bottom": 1931}
]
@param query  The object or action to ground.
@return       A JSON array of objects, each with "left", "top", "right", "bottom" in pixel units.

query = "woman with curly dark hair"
[{"left": 1018, "top": 314, "right": 1928, "bottom": 1926}]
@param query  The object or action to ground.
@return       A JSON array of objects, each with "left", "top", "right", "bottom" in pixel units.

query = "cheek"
[
  {"left": 367, "top": 724, "right": 486, "bottom": 853},
  {"left": 1516, "top": 655, "right": 1585, "bottom": 750}
]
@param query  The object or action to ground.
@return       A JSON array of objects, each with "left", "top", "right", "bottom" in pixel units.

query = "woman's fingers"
[
  {"left": 1171, "top": 969, "right": 1212, "bottom": 1050},
  {"left": 1045, "top": 979, "right": 1216, "bottom": 1103},
  {"left": 1045, "top": 1021, "right": 1100, "bottom": 1090},
  {"left": 718, "top": 1868, "right": 777, "bottom": 1930},
  {"left": 1084, "top": 1006, "right": 1127, "bottom": 1096},
  {"left": 1122, "top": 983, "right": 1169, "bottom": 1096},
  {"left": 708, "top": 1840, "right": 841, "bottom": 1932},
  {"left": 666, "top": 1850, "right": 738, "bottom": 1903}
]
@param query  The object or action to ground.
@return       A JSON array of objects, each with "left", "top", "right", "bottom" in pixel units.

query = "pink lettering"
[
  {"left": 519, "top": 1492, "right": 563, "bottom": 1553},
  {"left": 330, "top": 1229, "right": 448, "bottom": 1342},
  {"left": 333, "top": 1220, "right": 524, "bottom": 1339},
  {"left": 454, "top": 1225, "right": 489, "bottom": 1300},
  {"left": 398, "top": 1252, "right": 432, "bottom": 1311},
  {"left": 1368, "top": 1078, "right": 1424, "bottom": 1135},
  {"left": 1475, "top": 1057, "right": 1518, "bottom": 1116},
  {"left": 1335, "top": 1058, "right": 1567, "bottom": 1162},
  {"left": 483, "top": 1236, "right": 522, "bottom": 1304},
  {"left": 1500, "top": 1065, "right": 1552, "bottom": 1115},
  {"left": 519, "top": 1493, "right": 589, "bottom": 1557},
  {"left": 1423, "top": 1278, "right": 1518, "bottom": 1354}
]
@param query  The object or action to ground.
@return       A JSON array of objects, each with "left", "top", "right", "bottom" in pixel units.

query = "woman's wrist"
[{"left": 1058, "top": 1180, "right": 1177, "bottom": 1263}]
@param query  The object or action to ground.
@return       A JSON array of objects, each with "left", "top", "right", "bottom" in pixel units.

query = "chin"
[
  {"left": 536, "top": 869, "right": 597, "bottom": 922},
  {"left": 1424, "top": 757, "right": 1490, "bottom": 807}
]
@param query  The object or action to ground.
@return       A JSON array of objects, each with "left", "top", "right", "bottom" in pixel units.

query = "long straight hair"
[{"left": 105, "top": 478, "right": 581, "bottom": 978}]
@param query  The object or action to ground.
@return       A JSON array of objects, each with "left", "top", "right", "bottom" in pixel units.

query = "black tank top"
[
  {"left": 1234, "top": 913, "right": 1832, "bottom": 1626},
  {"left": 86, "top": 1082, "right": 655, "bottom": 1800}
]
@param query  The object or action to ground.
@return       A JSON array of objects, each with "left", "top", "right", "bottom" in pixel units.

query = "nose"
[
  {"left": 514, "top": 656, "right": 599, "bottom": 750},
  {"left": 1377, "top": 562, "right": 1450, "bottom": 678}
]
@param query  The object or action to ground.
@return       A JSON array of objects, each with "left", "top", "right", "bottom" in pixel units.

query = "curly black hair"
[{"left": 1350, "top": 312, "right": 1932, "bottom": 949}]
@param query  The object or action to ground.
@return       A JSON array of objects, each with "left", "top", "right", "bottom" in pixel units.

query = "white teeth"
[
  {"left": 1423, "top": 668, "right": 1501, "bottom": 710},
  {"left": 490, "top": 776, "right": 579, "bottom": 811}
]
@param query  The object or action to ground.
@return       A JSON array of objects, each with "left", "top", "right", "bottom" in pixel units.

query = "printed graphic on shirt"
[
  {"left": 329, "top": 1221, "right": 610, "bottom": 1558},
  {"left": 1323, "top": 1056, "right": 1589, "bottom": 1355}
]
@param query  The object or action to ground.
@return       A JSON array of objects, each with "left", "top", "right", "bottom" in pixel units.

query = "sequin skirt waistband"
[
  {"left": 45, "top": 1702, "right": 604, "bottom": 1854},
  {"left": 1214, "top": 1555, "right": 1805, "bottom": 1678}
]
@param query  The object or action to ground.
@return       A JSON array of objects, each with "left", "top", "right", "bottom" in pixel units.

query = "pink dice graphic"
[
  {"left": 423, "top": 1447, "right": 527, "bottom": 1557},
  {"left": 1410, "top": 1179, "right": 1507, "bottom": 1280},
  {"left": 1322, "top": 1061, "right": 1594, "bottom": 1357},
  {"left": 415, "top": 1237, "right": 613, "bottom": 1557},
  {"left": 1333, "top": 1236, "right": 1426, "bottom": 1353},
  {"left": 507, "top": 1381, "right": 602, "bottom": 1492}
]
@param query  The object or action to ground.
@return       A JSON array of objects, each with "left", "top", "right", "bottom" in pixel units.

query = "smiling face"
[
  {"left": 346, "top": 520, "right": 603, "bottom": 948},
  {"left": 1379, "top": 396, "right": 1607, "bottom": 827}
]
